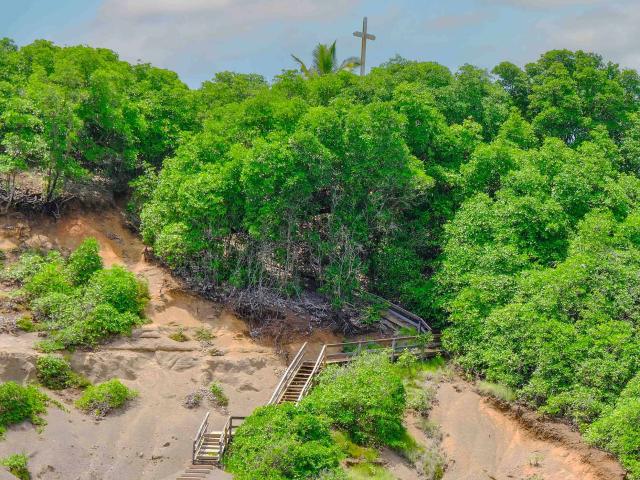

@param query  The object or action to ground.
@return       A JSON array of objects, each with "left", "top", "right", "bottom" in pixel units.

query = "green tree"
[{"left": 291, "top": 41, "right": 360, "bottom": 77}]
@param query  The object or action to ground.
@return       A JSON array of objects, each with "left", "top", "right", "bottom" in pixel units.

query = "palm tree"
[{"left": 291, "top": 41, "right": 360, "bottom": 77}]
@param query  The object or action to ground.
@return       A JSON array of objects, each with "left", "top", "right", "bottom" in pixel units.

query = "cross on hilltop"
[{"left": 353, "top": 17, "right": 376, "bottom": 76}]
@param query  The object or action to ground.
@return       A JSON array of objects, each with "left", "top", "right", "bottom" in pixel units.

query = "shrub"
[
  {"left": 169, "top": 328, "right": 189, "bottom": 342},
  {"left": 224, "top": 403, "right": 342, "bottom": 480},
  {"left": 585, "top": 375, "right": 640, "bottom": 479},
  {"left": 302, "top": 351, "right": 406, "bottom": 447},
  {"left": 194, "top": 327, "right": 215, "bottom": 342},
  {"left": 1, "top": 454, "right": 30, "bottom": 480},
  {"left": 209, "top": 382, "right": 228, "bottom": 407},
  {"left": 75, "top": 379, "right": 137, "bottom": 417},
  {"left": 65, "top": 238, "right": 103, "bottom": 285},
  {"left": 30, "top": 292, "right": 77, "bottom": 324},
  {"left": 23, "top": 263, "right": 72, "bottom": 298},
  {"left": 36, "top": 355, "right": 87, "bottom": 390},
  {"left": 2, "top": 252, "right": 47, "bottom": 283},
  {"left": 16, "top": 316, "right": 37, "bottom": 332},
  {"left": 36, "top": 355, "right": 73, "bottom": 390},
  {"left": 0, "top": 382, "right": 48, "bottom": 438},
  {"left": 83, "top": 266, "right": 148, "bottom": 315}
]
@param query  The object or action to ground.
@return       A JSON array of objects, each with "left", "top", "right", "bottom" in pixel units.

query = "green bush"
[
  {"left": 0, "top": 382, "right": 48, "bottom": 438},
  {"left": 83, "top": 266, "right": 148, "bottom": 315},
  {"left": 23, "top": 263, "right": 72, "bottom": 298},
  {"left": 225, "top": 403, "right": 342, "bottom": 480},
  {"left": 36, "top": 355, "right": 87, "bottom": 390},
  {"left": 16, "top": 316, "right": 37, "bottom": 332},
  {"left": 302, "top": 351, "right": 406, "bottom": 447},
  {"left": 209, "top": 382, "right": 228, "bottom": 407},
  {"left": 1, "top": 454, "right": 30, "bottom": 480},
  {"left": 585, "top": 375, "right": 640, "bottom": 479},
  {"left": 75, "top": 379, "right": 137, "bottom": 417},
  {"left": 36, "top": 355, "right": 73, "bottom": 390},
  {"left": 6, "top": 245, "right": 148, "bottom": 352},
  {"left": 65, "top": 238, "right": 103, "bottom": 285},
  {"left": 2, "top": 252, "right": 47, "bottom": 283}
]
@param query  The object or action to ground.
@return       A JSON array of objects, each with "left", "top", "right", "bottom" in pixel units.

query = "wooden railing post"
[{"left": 391, "top": 338, "right": 397, "bottom": 361}]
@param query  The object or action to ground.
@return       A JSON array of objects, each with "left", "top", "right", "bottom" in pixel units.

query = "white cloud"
[
  {"left": 85, "top": 0, "right": 361, "bottom": 83},
  {"left": 427, "top": 11, "right": 491, "bottom": 30},
  {"left": 483, "top": 0, "right": 605, "bottom": 8},
  {"left": 536, "top": 2, "right": 640, "bottom": 69}
]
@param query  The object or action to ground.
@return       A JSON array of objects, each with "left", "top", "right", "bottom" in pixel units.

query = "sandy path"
[
  {"left": 0, "top": 209, "right": 287, "bottom": 479},
  {"left": 430, "top": 381, "right": 624, "bottom": 480}
]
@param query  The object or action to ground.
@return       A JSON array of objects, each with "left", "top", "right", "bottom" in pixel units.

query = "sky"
[{"left": 2, "top": 0, "right": 640, "bottom": 88}]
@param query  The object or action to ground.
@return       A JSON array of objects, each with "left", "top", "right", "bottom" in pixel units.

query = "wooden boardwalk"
[{"left": 181, "top": 301, "right": 440, "bottom": 478}]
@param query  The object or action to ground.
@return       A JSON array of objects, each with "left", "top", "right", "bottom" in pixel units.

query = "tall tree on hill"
[{"left": 291, "top": 41, "right": 360, "bottom": 77}]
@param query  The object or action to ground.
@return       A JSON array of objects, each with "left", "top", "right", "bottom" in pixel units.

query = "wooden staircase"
[
  {"left": 277, "top": 361, "right": 316, "bottom": 404},
  {"left": 182, "top": 296, "right": 441, "bottom": 477},
  {"left": 176, "top": 463, "right": 215, "bottom": 479},
  {"left": 194, "top": 432, "right": 222, "bottom": 464}
]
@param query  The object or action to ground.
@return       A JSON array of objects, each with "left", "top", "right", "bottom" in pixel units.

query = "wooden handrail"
[
  {"left": 324, "top": 334, "right": 431, "bottom": 348},
  {"left": 192, "top": 411, "right": 210, "bottom": 463},
  {"left": 296, "top": 345, "right": 326, "bottom": 403},
  {"left": 268, "top": 342, "right": 308, "bottom": 405}
]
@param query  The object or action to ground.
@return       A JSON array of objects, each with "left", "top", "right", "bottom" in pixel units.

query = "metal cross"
[{"left": 353, "top": 17, "right": 375, "bottom": 76}]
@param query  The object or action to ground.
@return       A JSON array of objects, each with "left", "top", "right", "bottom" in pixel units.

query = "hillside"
[{"left": 0, "top": 38, "right": 639, "bottom": 478}]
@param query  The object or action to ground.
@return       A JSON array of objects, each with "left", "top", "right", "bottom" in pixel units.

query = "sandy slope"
[
  {"left": 0, "top": 208, "right": 627, "bottom": 480},
  {"left": 431, "top": 380, "right": 625, "bottom": 480},
  {"left": 0, "top": 209, "right": 284, "bottom": 479}
]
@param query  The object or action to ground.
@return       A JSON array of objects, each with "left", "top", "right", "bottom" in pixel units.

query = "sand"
[
  {"left": 0, "top": 209, "right": 284, "bottom": 479},
  {"left": 430, "top": 380, "right": 626, "bottom": 480}
]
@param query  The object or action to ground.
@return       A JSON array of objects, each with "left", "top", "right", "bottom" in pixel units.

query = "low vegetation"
[
  {"left": 4, "top": 238, "right": 148, "bottom": 351},
  {"left": 0, "top": 382, "right": 49, "bottom": 438},
  {"left": 168, "top": 328, "right": 189, "bottom": 342},
  {"left": 209, "top": 382, "right": 228, "bottom": 407},
  {"left": 225, "top": 351, "right": 441, "bottom": 479},
  {"left": 224, "top": 403, "right": 342, "bottom": 480},
  {"left": 75, "top": 379, "right": 137, "bottom": 417},
  {"left": 302, "top": 352, "right": 406, "bottom": 448},
  {"left": 36, "top": 355, "right": 88, "bottom": 390},
  {"left": 1, "top": 454, "right": 30, "bottom": 480}
]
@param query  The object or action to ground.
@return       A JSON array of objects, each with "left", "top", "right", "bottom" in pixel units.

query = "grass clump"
[
  {"left": 169, "top": 328, "right": 189, "bottom": 342},
  {"left": 3, "top": 239, "right": 149, "bottom": 351},
  {"left": 75, "top": 379, "right": 137, "bottom": 417},
  {"left": 477, "top": 381, "right": 517, "bottom": 402},
  {"left": 193, "top": 327, "right": 215, "bottom": 342},
  {"left": 1, "top": 454, "right": 30, "bottom": 480},
  {"left": 346, "top": 463, "right": 394, "bottom": 480},
  {"left": 36, "top": 355, "right": 88, "bottom": 390},
  {"left": 15, "top": 316, "right": 38, "bottom": 332},
  {"left": 0, "top": 382, "right": 49, "bottom": 438},
  {"left": 224, "top": 403, "right": 343, "bottom": 480},
  {"left": 209, "top": 382, "right": 228, "bottom": 407}
]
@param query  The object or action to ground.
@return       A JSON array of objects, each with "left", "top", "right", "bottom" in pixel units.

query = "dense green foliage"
[
  {"left": 36, "top": 355, "right": 87, "bottom": 390},
  {"left": 302, "top": 352, "right": 406, "bottom": 447},
  {"left": 0, "top": 37, "right": 196, "bottom": 203},
  {"left": 225, "top": 403, "right": 342, "bottom": 480},
  {"left": 0, "top": 382, "right": 48, "bottom": 438},
  {"left": 2, "top": 38, "right": 640, "bottom": 473},
  {"left": 75, "top": 379, "right": 137, "bottom": 416},
  {"left": 4, "top": 238, "right": 148, "bottom": 350},
  {"left": 1, "top": 454, "right": 30, "bottom": 480},
  {"left": 225, "top": 351, "right": 408, "bottom": 479}
]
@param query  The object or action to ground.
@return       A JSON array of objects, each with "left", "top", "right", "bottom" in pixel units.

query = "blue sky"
[{"left": 2, "top": 0, "right": 639, "bottom": 87}]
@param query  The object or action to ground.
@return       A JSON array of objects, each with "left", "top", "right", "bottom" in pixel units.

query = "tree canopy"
[{"left": 1, "top": 40, "right": 640, "bottom": 477}]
